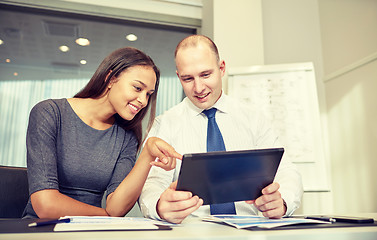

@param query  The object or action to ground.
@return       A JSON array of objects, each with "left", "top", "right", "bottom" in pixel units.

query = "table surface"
[{"left": 1, "top": 213, "right": 377, "bottom": 240}]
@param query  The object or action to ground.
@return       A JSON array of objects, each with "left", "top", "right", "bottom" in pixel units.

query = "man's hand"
[
  {"left": 245, "top": 182, "right": 286, "bottom": 218},
  {"left": 157, "top": 181, "right": 203, "bottom": 224}
]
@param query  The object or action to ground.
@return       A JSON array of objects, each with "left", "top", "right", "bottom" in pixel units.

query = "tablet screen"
[{"left": 176, "top": 148, "right": 284, "bottom": 205}]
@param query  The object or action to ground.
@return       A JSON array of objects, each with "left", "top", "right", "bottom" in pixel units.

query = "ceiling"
[{"left": 0, "top": 4, "right": 196, "bottom": 81}]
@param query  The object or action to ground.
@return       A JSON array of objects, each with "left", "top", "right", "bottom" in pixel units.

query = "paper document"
[
  {"left": 202, "top": 215, "right": 330, "bottom": 229},
  {"left": 54, "top": 216, "right": 173, "bottom": 232}
]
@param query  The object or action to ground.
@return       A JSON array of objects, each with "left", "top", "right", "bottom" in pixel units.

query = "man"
[{"left": 139, "top": 35, "right": 303, "bottom": 224}]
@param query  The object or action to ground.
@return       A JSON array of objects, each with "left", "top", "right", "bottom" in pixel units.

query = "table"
[{"left": 1, "top": 213, "right": 377, "bottom": 240}]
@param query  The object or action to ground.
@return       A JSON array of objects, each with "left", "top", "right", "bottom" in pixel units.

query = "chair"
[{"left": 0, "top": 166, "right": 29, "bottom": 218}]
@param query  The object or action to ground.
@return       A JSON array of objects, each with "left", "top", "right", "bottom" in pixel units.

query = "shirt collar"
[
  {"left": 184, "top": 97, "right": 203, "bottom": 117},
  {"left": 212, "top": 92, "right": 229, "bottom": 114},
  {"left": 184, "top": 91, "right": 230, "bottom": 117}
]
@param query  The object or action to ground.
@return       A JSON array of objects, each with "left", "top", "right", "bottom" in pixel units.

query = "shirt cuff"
[
  {"left": 139, "top": 190, "right": 163, "bottom": 221},
  {"left": 282, "top": 193, "right": 299, "bottom": 216}
]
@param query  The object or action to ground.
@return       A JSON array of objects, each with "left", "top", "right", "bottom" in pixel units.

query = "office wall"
[
  {"left": 318, "top": 0, "right": 377, "bottom": 214},
  {"left": 261, "top": 0, "right": 332, "bottom": 214},
  {"left": 209, "top": 0, "right": 264, "bottom": 68},
  {"left": 262, "top": 0, "right": 377, "bottom": 214}
]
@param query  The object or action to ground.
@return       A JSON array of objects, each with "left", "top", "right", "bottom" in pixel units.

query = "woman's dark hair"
[{"left": 75, "top": 47, "right": 160, "bottom": 148}]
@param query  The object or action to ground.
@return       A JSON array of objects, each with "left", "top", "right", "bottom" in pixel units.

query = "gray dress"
[{"left": 23, "top": 99, "right": 137, "bottom": 218}]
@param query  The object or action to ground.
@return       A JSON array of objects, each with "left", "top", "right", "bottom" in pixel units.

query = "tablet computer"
[{"left": 176, "top": 148, "right": 284, "bottom": 205}]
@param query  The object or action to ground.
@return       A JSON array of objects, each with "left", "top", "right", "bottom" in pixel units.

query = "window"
[{"left": 0, "top": 2, "right": 197, "bottom": 167}]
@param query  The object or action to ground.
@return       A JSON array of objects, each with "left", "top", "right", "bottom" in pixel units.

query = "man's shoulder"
[
  {"left": 149, "top": 98, "right": 191, "bottom": 136},
  {"left": 222, "top": 95, "right": 267, "bottom": 122},
  {"left": 223, "top": 95, "right": 254, "bottom": 113},
  {"left": 158, "top": 98, "right": 188, "bottom": 118}
]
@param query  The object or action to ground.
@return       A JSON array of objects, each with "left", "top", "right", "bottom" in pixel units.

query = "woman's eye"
[{"left": 134, "top": 86, "right": 141, "bottom": 91}]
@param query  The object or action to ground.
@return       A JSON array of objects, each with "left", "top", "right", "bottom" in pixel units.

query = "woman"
[{"left": 22, "top": 47, "right": 181, "bottom": 218}]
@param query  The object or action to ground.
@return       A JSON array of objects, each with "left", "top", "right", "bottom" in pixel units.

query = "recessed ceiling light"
[
  {"left": 0, "top": 39, "right": 3, "bottom": 45},
  {"left": 5, "top": 58, "right": 10, "bottom": 63},
  {"left": 75, "top": 37, "right": 90, "bottom": 46},
  {"left": 80, "top": 59, "right": 87, "bottom": 65},
  {"left": 59, "top": 45, "right": 70, "bottom": 52},
  {"left": 13, "top": 72, "right": 18, "bottom": 76},
  {"left": 126, "top": 34, "right": 137, "bottom": 42}
]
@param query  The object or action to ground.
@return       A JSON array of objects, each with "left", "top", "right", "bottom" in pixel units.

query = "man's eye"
[{"left": 201, "top": 73, "right": 210, "bottom": 78}]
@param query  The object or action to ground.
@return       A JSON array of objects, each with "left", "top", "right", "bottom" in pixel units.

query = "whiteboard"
[{"left": 227, "top": 62, "right": 330, "bottom": 191}]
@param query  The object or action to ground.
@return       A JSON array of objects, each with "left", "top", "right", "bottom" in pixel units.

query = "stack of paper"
[
  {"left": 202, "top": 215, "right": 330, "bottom": 229},
  {"left": 53, "top": 216, "right": 174, "bottom": 232}
]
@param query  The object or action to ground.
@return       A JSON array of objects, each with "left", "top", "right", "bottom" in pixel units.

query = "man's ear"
[{"left": 219, "top": 60, "right": 226, "bottom": 77}]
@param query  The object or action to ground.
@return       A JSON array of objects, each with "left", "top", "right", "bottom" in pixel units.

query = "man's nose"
[{"left": 193, "top": 78, "right": 205, "bottom": 93}]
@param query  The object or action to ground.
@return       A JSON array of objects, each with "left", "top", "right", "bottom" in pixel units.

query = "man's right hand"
[{"left": 157, "top": 181, "right": 203, "bottom": 224}]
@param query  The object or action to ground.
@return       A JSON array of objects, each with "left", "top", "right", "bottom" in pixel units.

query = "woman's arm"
[
  {"left": 31, "top": 189, "right": 108, "bottom": 218},
  {"left": 30, "top": 138, "right": 180, "bottom": 218},
  {"left": 105, "top": 137, "right": 181, "bottom": 217}
]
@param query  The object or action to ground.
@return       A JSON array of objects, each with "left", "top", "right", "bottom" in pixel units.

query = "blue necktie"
[{"left": 202, "top": 108, "right": 236, "bottom": 215}]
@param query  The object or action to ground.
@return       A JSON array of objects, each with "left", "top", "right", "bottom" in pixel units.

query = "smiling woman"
[{"left": 22, "top": 47, "right": 183, "bottom": 219}]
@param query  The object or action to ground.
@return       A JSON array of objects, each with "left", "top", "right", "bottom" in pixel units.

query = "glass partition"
[{"left": 0, "top": 3, "right": 195, "bottom": 167}]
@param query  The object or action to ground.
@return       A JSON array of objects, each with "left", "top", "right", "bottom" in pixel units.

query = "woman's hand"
[{"left": 144, "top": 137, "right": 182, "bottom": 171}]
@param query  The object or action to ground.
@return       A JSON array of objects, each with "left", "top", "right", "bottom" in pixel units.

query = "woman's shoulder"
[
  {"left": 113, "top": 120, "right": 138, "bottom": 140},
  {"left": 113, "top": 124, "right": 139, "bottom": 154},
  {"left": 29, "top": 98, "right": 68, "bottom": 122},
  {"left": 32, "top": 98, "right": 67, "bottom": 111}
]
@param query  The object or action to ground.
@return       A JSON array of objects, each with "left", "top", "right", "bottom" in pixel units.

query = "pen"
[
  {"left": 306, "top": 216, "right": 336, "bottom": 223},
  {"left": 28, "top": 218, "right": 71, "bottom": 227}
]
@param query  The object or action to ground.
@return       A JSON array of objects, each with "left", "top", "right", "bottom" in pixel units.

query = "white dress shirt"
[{"left": 139, "top": 93, "right": 303, "bottom": 220}]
